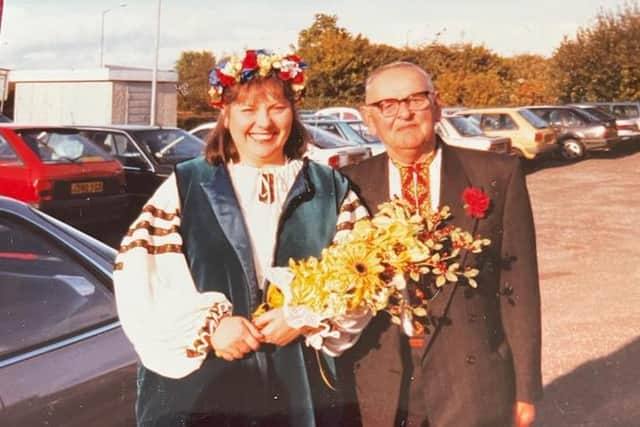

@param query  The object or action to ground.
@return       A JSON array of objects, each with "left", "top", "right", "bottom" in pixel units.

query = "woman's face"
[{"left": 224, "top": 83, "right": 294, "bottom": 167}]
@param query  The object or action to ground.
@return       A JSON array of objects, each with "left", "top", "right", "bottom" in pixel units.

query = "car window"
[
  {"left": 565, "top": 110, "right": 586, "bottom": 127},
  {"left": 304, "top": 125, "right": 358, "bottom": 148},
  {"left": 315, "top": 123, "right": 342, "bottom": 137},
  {"left": 480, "top": 114, "right": 518, "bottom": 131},
  {"left": 447, "top": 116, "right": 484, "bottom": 137},
  {"left": 0, "top": 134, "right": 22, "bottom": 165},
  {"left": 15, "top": 130, "right": 114, "bottom": 164},
  {"left": 518, "top": 109, "right": 548, "bottom": 129},
  {"left": 83, "top": 131, "right": 149, "bottom": 169},
  {"left": 612, "top": 105, "right": 639, "bottom": 119},
  {"left": 0, "top": 215, "right": 117, "bottom": 359},
  {"left": 128, "top": 129, "right": 204, "bottom": 164}
]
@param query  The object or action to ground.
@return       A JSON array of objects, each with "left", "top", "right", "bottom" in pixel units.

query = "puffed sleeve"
[
  {"left": 113, "top": 174, "right": 232, "bottom": 379},
  {"left": 304, "top": 189, "right": 373, "bottom": 356}
]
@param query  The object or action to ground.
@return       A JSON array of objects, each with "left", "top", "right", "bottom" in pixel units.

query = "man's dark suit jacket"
[{"left": 340, "top": 144, "right": 543, "bottom": 427}]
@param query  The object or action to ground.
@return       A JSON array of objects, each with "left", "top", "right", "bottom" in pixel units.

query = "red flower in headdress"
[
  {"left": 216, "top": 69, "right": 236, "bottom": 87},
  {"left": 242, "top": 50, "right": 258, "bottom": 70}
]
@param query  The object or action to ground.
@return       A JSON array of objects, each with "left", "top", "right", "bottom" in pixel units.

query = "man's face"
[{"left": 361, "top": 66, "right": 440, "bottom": 159}]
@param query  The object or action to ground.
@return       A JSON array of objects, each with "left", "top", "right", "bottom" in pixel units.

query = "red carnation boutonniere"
[{"left": 462, "top": 187, "right": 490, "bottom": 219}]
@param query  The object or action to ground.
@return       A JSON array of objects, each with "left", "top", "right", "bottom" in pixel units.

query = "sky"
[{"left": 0, "top": 0, "right": 629, "bottom": 71}]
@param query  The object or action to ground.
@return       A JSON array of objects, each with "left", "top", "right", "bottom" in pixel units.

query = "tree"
[
  {"left": 550, "top": 2, "right": 640, "bottom": 102},
  {"left": 297, "top": 14, "right": 377, "bottom": 107},
  {"left": 175, "top": 51, "right": 216, "bottom": 113}
]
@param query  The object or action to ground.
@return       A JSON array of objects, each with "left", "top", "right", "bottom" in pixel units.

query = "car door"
[
  {"left": 0, "top": 132, "right": 34, "bottom": 202},
  {"left": 0, "top": 213, "right": 137, "bottom": 426},
  {"left": 83, "top": 130, "right": 157, "bottom": 216}
]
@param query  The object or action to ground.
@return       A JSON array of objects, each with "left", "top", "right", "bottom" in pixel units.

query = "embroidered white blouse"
[{"left": 114, "top": 161, "right": 371, "bottom": 379}]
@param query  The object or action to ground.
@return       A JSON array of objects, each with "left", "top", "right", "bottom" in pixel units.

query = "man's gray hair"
[{"left": 365, "top": 61, "right": 435, "bottom": 94}]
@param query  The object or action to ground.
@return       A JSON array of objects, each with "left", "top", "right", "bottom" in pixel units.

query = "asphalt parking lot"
[
  {"left": 526, "top": 146, "right": 640, "bottom": 426},
  {"left": 93, "top": 146, "right": 640, "bottom": 426}
]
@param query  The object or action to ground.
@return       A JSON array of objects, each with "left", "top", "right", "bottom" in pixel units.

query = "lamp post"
[
  {"left": 99, "top": 3, "right": 127, "bottom": 68},
  {"left": 150, "top": 0, "right": 161, "bottom": 126}
]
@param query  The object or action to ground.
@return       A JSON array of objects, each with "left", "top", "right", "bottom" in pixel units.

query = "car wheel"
[{"left": 559, "top": 139, "right": 585, "bottom": 160}]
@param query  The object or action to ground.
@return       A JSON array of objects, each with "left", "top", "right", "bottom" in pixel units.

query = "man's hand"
[
  {"left": 210, "top": 316, "right": 263, "bottom": 361},
  {"left": 253, "top": 308, "right": 305, "bottom": 346},
  {"left": 513, "top": 401, "right": 536, "bottom": 427}
]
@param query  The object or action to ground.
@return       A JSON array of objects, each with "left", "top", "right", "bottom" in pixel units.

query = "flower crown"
[{"left": 208, "top": 49, "right": 307, "bottom": 108}]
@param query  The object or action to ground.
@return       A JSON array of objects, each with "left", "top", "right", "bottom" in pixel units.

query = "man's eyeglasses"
[{"left": 367, "top": 91, "right": 432, "bottom": 117}]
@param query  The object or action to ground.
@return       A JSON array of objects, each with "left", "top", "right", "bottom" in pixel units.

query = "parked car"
[
  {"left": 0, "top": 126, "right": 127, "bottom": 227},
  {"left": 570, "top": 104, "right": 640, "bottom": 145},
  {"left": 188, "top": 121, "right": 372, "bottom": 168},
  {"left": 436, "top": 115, "right": 511, "bottom": 154},
  {"left": 304, "top": 125, "right": 372, "bottom": 167},
  {"left": 189, "top": 121, "right": 217, "bottom": 141},
  {"left": 302, "top": 117, "right": 386, "bottom": 155},
  {"left": 594, "top": 101, "right": 640, "bottom": 129},
  {"left": 455, "top": 107, "right": 557, "bottom": 160},
  {"left": 314, "top": 106, "right": 363, "bottom": 121},
  {"left": 0, "top": 196, "right": 136, "bottom": 426},
  {"left": 0, "top": 114, "right": 11, "bottom": 123},
  {"left": 527, "top": 105, "right": 619, "bottom": 160},
  {"left": 73, "top": 125, "right": 205, "bottom": 221}
]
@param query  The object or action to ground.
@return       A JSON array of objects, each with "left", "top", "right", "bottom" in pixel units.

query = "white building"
[{"left": 9, "top": 66, "right": 177, "bottom": 126}]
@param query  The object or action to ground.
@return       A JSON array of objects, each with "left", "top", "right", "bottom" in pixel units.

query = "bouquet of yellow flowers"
[{"left": 256, "top": 198, "right": 490, "bottom": 335}]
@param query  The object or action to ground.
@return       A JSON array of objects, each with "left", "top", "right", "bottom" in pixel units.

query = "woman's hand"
[
  {"left": 210, "top": 316, "right": 263, "bottom": 361},
  {"left": 253, "top": 308, "right": 305, "bottom": 347}
]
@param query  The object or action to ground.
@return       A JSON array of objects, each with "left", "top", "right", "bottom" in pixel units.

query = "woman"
[{"left": 113, "top": 49, "right": 370, "bottom": 427}]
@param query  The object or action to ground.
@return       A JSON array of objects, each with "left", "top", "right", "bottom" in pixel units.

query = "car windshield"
[
  {"left": 447, "top": 116, "right": 484, "bottom": 136},
  {"left": 304, "top": 125, "right": 358, "bottom": 149},
  {"left": 128, "top": 129, "right": 204, "bottom": 164},
  {"left": 518, "top": 109, "right": 549, "bottom": 129},
  {"left": 16, "top": 129, "right": 114, "bottom": 163}
]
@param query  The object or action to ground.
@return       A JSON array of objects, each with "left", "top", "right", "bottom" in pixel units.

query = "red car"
[{"left": 0, "top": 126, "right": 128, "bottom": 227}]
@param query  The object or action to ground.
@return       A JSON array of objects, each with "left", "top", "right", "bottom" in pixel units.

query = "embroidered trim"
[
  {"left": 336, "top": 222, "right": 355, "bottom": 232},
  {"left": 140, "top": 205, "right": 181, "bottom": 221},
  {"left": 186, "top": 301, "right": 233, "bottom": 358},
  {"left": 125, "top": 220, "right": 180, "bottom": 237},
  {"left": 339, "top": 198, "right": 364, "bottom": 213},
  {"left": 118, "top": 240, "right": 182, "bottom": 254}
]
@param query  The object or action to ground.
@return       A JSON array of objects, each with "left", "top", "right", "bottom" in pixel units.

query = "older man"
[{"left": 340, "top": 62, "right": 542, "bottom": 427}]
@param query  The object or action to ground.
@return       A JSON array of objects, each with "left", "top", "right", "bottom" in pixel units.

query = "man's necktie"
[{"left": 394, "top": 152, "right": 435, "bottom": 213}]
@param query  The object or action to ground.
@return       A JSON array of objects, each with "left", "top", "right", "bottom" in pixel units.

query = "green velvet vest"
[{"left": 135, "top": 157, "right": 350, "bottom": 427}]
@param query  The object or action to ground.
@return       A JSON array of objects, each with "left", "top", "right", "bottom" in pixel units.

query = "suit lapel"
[
  {"left": 359, "top": 153, "right": 390, "bottom": 214},
  {"left": 200, "top": 165, "right": 261, "bottom": 310}
]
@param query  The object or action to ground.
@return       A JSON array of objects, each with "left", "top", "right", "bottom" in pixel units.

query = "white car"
[
  {"left": 314, "top": 107, "right": 362, "bottom": 121},
  {"left": 188, "top": 122, "right": 371, "bottom": 168},
  {"left": 436, "top": 115, "right": 511, "bottom": 154}
]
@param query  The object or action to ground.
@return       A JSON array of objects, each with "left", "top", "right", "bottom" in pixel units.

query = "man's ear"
[
  {"left": 359, "top": 105, "right": 379, "bottom": 137},
  {"left": 432, "top": 91, "right": 442, "bottom": 122}
]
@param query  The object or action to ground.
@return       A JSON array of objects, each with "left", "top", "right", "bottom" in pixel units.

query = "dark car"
[
  {"left": 0, "top": 196, "right": 137, "bottom": 426},
  {"left": 73, "top": 125, "right": 205, "bottom": 221},
  {"left": 527, "top": 106, "right": 619, "bottom": 160},
  {"left": 0, "top": 114, "right": 12, "bottom": 123},
  {"left": 0, "top": 126, "right": 128, "bottom": 228},
  {"left": 593, "top": 101, "right": 640, "bottom": 142}
]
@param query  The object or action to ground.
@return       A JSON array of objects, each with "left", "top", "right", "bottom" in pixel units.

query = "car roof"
[{"left": 456, "top": 107, "right": 525, "bottom": 114}]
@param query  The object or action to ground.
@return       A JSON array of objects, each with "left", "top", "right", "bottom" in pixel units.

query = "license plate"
[{"left": 70, "top": 181, "right": 104, "bottom": 195}]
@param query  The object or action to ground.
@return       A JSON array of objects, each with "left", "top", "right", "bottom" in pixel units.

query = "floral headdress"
[{"left": 208, "top": 49, "right": 307, "bottom": 108}]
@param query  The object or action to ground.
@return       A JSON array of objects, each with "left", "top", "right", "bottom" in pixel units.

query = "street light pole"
[
  {"left": 150, "top": 0, "right": 161, "bottom": 126},
  {"left": 99, "top": 3, "right": 127, "bottom": 68}
]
